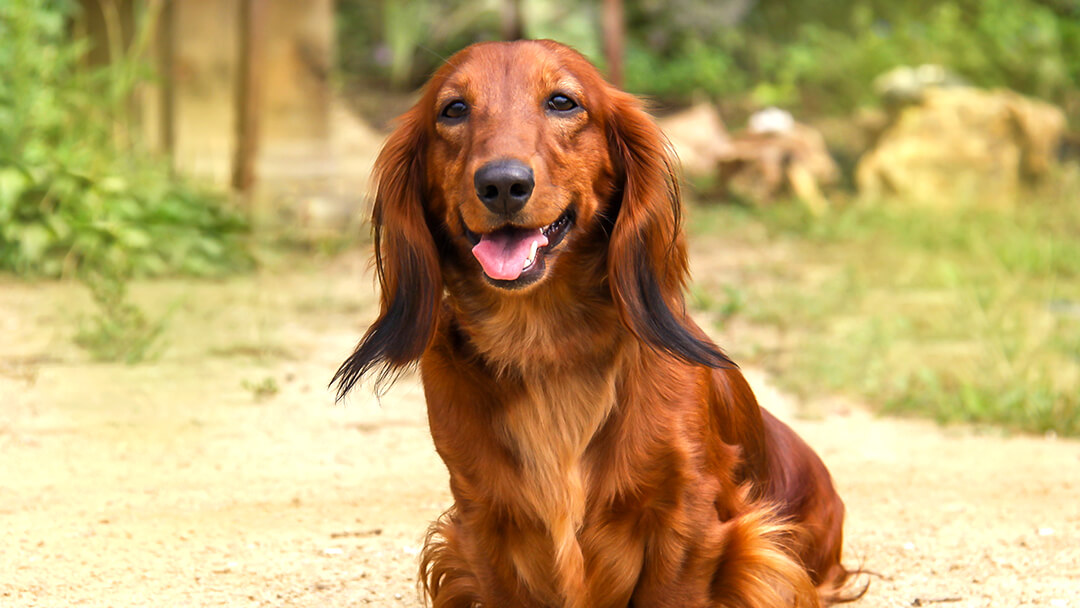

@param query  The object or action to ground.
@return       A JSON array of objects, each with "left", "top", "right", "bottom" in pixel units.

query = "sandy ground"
[{"left": 2, "top": 246, "right": 1078, "bottom": 608}]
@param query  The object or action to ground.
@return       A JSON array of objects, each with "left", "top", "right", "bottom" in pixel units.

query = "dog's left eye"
[
  {"left": 547, "top": 94, "right": 578, "bottom": 112},
  {"left": 441, "top": 100, "right": 469, "bottom": 120}
]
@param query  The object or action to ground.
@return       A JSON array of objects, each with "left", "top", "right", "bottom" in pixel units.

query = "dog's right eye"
[
  {"left": 547, "top": 94, "right": 578, "bottom": 113},
  {"left": 441, "top": 100, "right": 469, "bottom": 120}
]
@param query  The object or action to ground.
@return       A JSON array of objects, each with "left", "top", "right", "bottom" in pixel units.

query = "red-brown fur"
[{"left": 335, "top": 40, "right": 857, "bottom": 607}]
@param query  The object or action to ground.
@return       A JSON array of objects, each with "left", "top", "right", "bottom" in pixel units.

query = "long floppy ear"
[
  {"left": 332, "top": 109, "right": 442, "bottom": 398},
  {"left": 606, "top": 90, "right": 733, "bottom": 369}
]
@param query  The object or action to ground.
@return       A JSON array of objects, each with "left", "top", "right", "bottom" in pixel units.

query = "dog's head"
[{"left": 334, "top": 40, "right": 730, "bottom": 397}]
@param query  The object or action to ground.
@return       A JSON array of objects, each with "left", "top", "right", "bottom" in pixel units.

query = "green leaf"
[
  {"left": 16, "top": 222, "right": 53, "bottom": 264},
  {"left": 0, "top": 165, "right": 30, "bottom": 220},
  {"left": 97, "top": 175, "right": 128, "bottom": 194},
  {"left": 116, "top": 227, "right": 152, "bottom": 249}
]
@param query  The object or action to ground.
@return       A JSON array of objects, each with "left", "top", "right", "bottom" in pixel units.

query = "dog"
[{"left": 334, "top": 39, "right": 856, "bottom": 608}]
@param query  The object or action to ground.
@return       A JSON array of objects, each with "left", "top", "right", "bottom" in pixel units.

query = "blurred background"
[
  {"left": 4, "top": 0, "right": 1076, "bottom": 433},
  {"left": 0, "top": 0, "right": 1075, "bottom": 431},
  {"left": 3, "top": 1, "right": 1080, "bottom": 605}
]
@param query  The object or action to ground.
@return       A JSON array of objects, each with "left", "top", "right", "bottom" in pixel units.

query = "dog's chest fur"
[
  {"left": 495, "top": 366, "right": 618, "bottom": 605},
  {"left": 459, "top": 293, "right": 629, "bottom": 604}
]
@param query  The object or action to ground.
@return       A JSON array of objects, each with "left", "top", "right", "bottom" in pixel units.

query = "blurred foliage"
[
  {"left": 338, "top": 0, "right": 502, "bottom": 89},
  {"left": 627, "top": 0, "right": 1080, "bottom": 115},
  {"left": 339, "top": 0, "right": 1080, "bottom": 118},
  {"left": 337, "top": 0, "right": 599, "bottom": 90},
  {"left": 729, "top": 0, "right": 1080, "bottom": 114},
  {"left": 1, "top": 0, "right": 252, "bottom": 362},
  {"left": 0, "top": 0, "right": 251, "bottom": 279}
]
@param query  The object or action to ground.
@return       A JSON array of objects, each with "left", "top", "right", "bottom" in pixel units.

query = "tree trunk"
[
  {"left": 231, "top": 0, "right": 265, "bottom": 198},
  {"left": 501, "top": 0, "right": 524, "bottom": 41},
  {"left": 602, "top": 0, "right": 624, "bottom": 88},
  {"left": 157, "top": 0, "right": 176, "bottom": 167}
]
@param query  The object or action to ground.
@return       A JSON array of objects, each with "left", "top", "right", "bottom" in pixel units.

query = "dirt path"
[{"left": 1, "top": 251, "right": 1077, "bottom": 607}]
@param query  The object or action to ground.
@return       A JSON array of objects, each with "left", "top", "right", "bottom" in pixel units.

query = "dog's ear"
[
  {"left": 605, "top": 90, "right": 733, "bottom": 369},
  {"left": 333, "top": 109, "right": 442, "bottom": 398}
]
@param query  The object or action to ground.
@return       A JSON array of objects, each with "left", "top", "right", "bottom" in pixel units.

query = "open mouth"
[{"left": 465, "top": 207, "right": 574, "bottom": 288}]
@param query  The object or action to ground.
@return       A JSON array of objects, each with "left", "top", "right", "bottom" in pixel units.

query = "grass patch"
[
  {"left": 74, "top": 268, "right": 169, "bottom": 364},
  {"left": 688, "top": 192, "right": 1080, "bottom": 436}
]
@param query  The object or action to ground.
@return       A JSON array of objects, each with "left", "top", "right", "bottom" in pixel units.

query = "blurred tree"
[
  {"left": 602, "top": 0, "right": 624, "bottom": 87},
  {"left": 502, "top": 0, "right": 524, "bottom": 40},
  {"left": 231, "top": 0, "right": 264, "bottom": 196}
]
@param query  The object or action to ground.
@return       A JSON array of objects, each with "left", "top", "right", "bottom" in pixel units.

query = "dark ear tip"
[
  {"left": 703, "top": 349, "right": 738, "bottom": 370},
  {"left": 677, "top": 338, "right": 737, "bottom": 370},
  {"left": 329, "top": 360, "right": 360, "bottom": 401}
]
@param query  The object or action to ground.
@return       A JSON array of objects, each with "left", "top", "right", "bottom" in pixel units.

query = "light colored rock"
[
  {"left": 718, "top": 121, "right": 839, "bottom": 212},
  {"left": 873, "top": 64, "right": 967, "bottom": 106},
  {"left": 655, "top": 104, "right": 838, "bottom": 211},
  {"left": 657, "top": 103, "right": 733, "bottom": 178},
  {"left": 748, "top": 106, "right": 796, "bottom": 134},
  {"left": 856, "top": 87, "right": 1066, "bottom": 206}
]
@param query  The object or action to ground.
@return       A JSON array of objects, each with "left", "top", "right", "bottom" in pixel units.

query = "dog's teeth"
[{"left": 525, "top": 240, "right": 540, "bottom": 268}]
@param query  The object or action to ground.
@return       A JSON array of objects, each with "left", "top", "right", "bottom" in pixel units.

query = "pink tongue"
[{"left": 471, "top": 229, "right": 549, "bottom": 281}]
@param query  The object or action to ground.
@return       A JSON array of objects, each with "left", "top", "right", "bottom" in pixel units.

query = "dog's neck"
[{"left": 444, "top": 273, "right": 624, "bottom": 380}]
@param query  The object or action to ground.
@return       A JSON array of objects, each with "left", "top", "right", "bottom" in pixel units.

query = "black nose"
[{"left": 474, "top": 160, "right": 534, "bottom": 216}]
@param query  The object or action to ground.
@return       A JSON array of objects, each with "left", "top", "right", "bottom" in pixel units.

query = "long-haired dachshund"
[{"left": 334, "top": 40, "right": 857, "bottom": 608}]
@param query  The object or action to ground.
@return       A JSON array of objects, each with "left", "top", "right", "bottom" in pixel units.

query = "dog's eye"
[
  {"left": 547, "top": 94, "right": 578, "bottom": 113},
  {"left": 441, "top": 100, "right": 469, "bottom": 120}
]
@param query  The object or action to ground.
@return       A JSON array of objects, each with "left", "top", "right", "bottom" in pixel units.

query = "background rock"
[
  {"left": 657, "top": 103, "right": 733, "bottom": 178},
  {"left": 856, "top": 87, "right": 1066, "bottom": 206},
  {"left": 717, "top": 111, "right": 839, "bottom": 212}
]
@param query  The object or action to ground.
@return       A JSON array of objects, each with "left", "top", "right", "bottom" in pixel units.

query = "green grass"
[{"left": 688, "top": 187, "right": 1080, "bottom": 436}]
